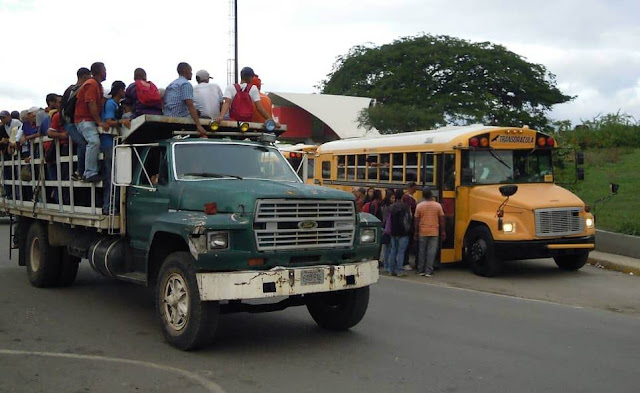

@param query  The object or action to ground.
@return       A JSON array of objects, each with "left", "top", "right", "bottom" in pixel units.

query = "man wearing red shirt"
[{"left": 74, "top": 62, "right": 107, "bottom": 182}]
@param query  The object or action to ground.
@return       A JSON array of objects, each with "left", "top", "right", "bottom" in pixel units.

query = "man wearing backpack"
[
  {"left": 216, "top": 67, "right": 275, "bottom": 124},
  {"left": 387, "top": 189, "right": 412, "bottom": 277},
  {"left": 61, "top": 67, "right": 90, "bottom": 180},
  {"left": 124, "top": 68, "right": 163, "bottom": 118},
  {"left": 163, "top": 62, "right": 207, "bottom": 138}
]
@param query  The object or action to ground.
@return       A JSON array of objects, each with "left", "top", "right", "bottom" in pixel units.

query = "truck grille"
[
  {"left": 254, "top": 199, "right": 356, "bottom": 251},
  {"left": 535, "top": 207, "right": 584, "bottom": 237}
]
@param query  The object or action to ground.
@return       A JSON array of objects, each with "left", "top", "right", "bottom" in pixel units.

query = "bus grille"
[
  {"left": 535, "top": 208, "right": 584, "bottom": 237},
  {"left": 254, "top": 199, "right": 356, "bottom": 251}
]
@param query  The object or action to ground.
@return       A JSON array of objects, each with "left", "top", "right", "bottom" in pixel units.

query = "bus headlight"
[
  {"left": 360, "top": 228, "right": 376, "bottom": 244},
  {"left": 502, "top": 222, "right": 516, "bottom": 233},
  {"left": 207, "top": 231, "right": 229, "bottom": 250},
  {"left": 586, "top": 218, "right": 594, "bottom": 228}
]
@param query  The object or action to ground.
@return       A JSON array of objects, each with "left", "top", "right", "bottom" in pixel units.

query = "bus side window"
[
  {"left": 406, "top": 152, "right": 418, "bottom": 182},
  {"left": 337, "top": 155, "right": 345, "bottom": 180},
  {"left": 392, "top": 153, "right": 404, "bottom": 182},
  {"left": 422, "top": 153, "right": 435, "bottom": 184},
  {"left": 322, "top": 160, "right": 331, "bottom": 179},
  {"left": 347, "top": 155, "right": 356, "bottom": 180},
  {"left": 366, "top": 154, "right": 378, "bottom": 181},
  {"left": 380, "top": 154, "right": 390, "bottom": 181},
  {"left": 356, "top": 154, "right": 366, "bottom": 180},
  {"left": 443, "top": 153, "right": 456, "bottom": 191}
]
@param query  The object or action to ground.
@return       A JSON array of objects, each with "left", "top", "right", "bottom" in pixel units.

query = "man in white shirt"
[
  {"left": 216, "top": 67, "right": 274, "bottom": 123},
  {"left": 193, "top": 69, "right": 223, "bottom": 119}
]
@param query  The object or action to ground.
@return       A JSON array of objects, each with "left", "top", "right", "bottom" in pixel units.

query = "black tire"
[
  {"left": 25, "top": 222, "right": 62, "bottom": 288},
  {"left": 57, "top": 248, "right": 80, "bottom": 287},
  {"left": 306, "top": 286, "right": 370, "bottom": 330},
  {"left": 554, "top": 252, "right": 588, "bottom": 271},
  {"left": 156, "top": 252, "right": 219, "bottom": 351},
  {"left": 464, "top": 225, "right": 502, "bottom": 277}
]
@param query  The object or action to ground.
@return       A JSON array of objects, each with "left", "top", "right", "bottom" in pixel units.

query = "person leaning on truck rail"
[
  {"left": 162, "top": 62, "right": 207, "bottom": 138},
  {"left": 123, "top": 67, "right": 163, "bottom": 118},
  {"left": 0, "top": 110, "right": 23, "bottom": 198},
  {"left": 216, "top": 66, "right": 278, "bottom": 126},
  {"left": 193, "top": 69, "right": 223, "bottom": 119},
  {"left": 249, "top": 74, "right": 274, "bottom": 123},
  {"left": 74, "top": 62, "right": 108, "bottom": 183},
  {"left": 61, "top": 67, "right": 91, "bottom": 181}
]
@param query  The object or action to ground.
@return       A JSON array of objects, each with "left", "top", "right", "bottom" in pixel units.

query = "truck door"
[{"left": 127, "top": 146, "right": 170, "bottom": 252}]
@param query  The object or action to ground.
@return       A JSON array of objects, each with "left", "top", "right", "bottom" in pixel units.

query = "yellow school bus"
[
  {"left": 277, "top": 144, "right": 318, "bottom": 184},
  {"left": 315, "top": 125, "right": 595, "bottom": 276}
]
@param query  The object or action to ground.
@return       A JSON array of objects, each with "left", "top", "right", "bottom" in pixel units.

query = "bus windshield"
[
  {"left": 174, "top": 143, "right": 301, "bottom": 182},
  {"left": 463, "top": 149, "right": 553, "bottom": 184}
]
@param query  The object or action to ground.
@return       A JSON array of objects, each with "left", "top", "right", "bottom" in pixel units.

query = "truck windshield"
[
  {"left": 174, "top": 143, "right": 300, "bottom": 182},
  {"left": 463, "top": 149, "right": 553, "bottom": 184}
]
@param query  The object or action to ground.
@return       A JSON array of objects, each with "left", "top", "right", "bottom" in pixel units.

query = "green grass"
[{"left": 568, "top": 148, "right": 640, "bottom": 235}]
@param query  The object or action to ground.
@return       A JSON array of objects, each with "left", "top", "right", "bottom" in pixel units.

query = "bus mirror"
[
  {"left": 577, "top": 151, "right": 584, "bottom": 166},
  {"left": 114, "top": 146, "right": 133, "bottom": 186},
  {"left": 576, "top": 167, "right": 585, "bottom": 181},
  {"left": 499, "top": 185, "right": 518, "bottom": 197},
  {"left": 461, "top": 168, "right": 473, "bottom": 184},
  {"left": 610, "top": 183, "right": 619, "bottom": 194}
]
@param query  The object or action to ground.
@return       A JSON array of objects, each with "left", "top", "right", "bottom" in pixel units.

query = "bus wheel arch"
[
  {"left": 554, "top": 252, "right": 588, "bottom": 271},
  {"left": 463, "top": 222, "right": 503, "bottom": 277}
]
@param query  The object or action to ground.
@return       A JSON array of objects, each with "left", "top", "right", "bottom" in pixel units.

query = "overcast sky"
[{"left": 1, "top": 0, "right": 638, "bottom": 126}]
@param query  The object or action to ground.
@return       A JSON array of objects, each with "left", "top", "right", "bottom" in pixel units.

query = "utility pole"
[{"left": 227, "top": 0, "right": 238, "bottom": 85}]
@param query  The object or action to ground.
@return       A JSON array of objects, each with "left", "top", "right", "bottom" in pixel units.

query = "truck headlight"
[
  {"left": 586, "top": 218, "right": 594, "bottom": 228},
  {"left": 207, "top": 231, "right": 229, "bottom": 250},
  {"left": 360, "top": 228, "right": 376, "bottom": 244},
  {"left": 502, "top": 222, "right": 516, "bottom": 233}
]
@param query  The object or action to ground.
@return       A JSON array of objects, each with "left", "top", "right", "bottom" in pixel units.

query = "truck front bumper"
[{"left": 196, "top": 260, "right": 379, "bottom": 301}]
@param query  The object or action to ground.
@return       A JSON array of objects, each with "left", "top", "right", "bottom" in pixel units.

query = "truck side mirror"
[
  {"left": 114, "top": 146, "right": 133, "bottom": 185},
  {"left": 577, "top": 151, "right": 584, "bottom": 166},
  {"left": 577, "top": 167, "right": 585, "bottom": 181}
]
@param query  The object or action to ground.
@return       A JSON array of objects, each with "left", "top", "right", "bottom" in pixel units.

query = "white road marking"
[{"left": 0, "top": 349, "right": 226, "bottom": 393}]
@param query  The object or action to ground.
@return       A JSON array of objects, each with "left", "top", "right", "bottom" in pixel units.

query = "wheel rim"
[
  {"left": 470, "top": 238, "right": 487, "bottom": 265},
  {"left": 30, "top": 237, "right": 41, "bottom": 273},
  {"left": 162, "top": 273, "right": 189, "bottom": 331}
]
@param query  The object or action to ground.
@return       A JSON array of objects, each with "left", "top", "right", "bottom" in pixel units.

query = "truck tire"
[
  {"left": 554, "top": 252, "right": 588, "bottom": 271},
  {"left": 156, "top": 252, "right": 219, "bottom": 351},
  {"left": 464, "top": 226, "right": 502, "bottom": 277},
  {"left": 57, "top": 248, "right": 80, "bottom": 287},
  {"left": 306, "top": 286, "right": 370, "bottom": 330},
  {"left": 25, "top": 222, "right": 62, "bottom": 288}
]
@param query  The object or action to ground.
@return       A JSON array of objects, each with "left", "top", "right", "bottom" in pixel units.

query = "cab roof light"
[
  {"left": 240, "top": 122, "right": 250, "bottom": 132},
  {"left": 210, "top": 121, "right": 219, "bottom": 131}
]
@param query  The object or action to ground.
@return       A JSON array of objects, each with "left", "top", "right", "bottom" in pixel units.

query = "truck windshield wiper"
[
  {"left": 181, "top": 172, "right": 243, "bottom": 180},
  {"left": 488, "top": 149, "right": 511, "bottom": 169}
]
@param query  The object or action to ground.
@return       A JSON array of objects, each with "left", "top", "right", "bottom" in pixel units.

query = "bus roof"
[{"left": 316, "top": 125, "right": 534, "bottom": 153}]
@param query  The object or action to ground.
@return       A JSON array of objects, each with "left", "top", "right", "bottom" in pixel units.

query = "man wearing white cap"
[{"left": 193, "top": 69, "right": 223, "bottom": 119}]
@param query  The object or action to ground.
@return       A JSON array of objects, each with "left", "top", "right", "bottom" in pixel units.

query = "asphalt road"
[{"left": 1, "top": 220, "right": 639, "bottom": 393}]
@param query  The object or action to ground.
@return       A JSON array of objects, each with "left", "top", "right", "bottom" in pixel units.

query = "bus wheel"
[
  {"left": 156, "top": 252, "right": 219, "bottom": 351},
  {"left": 554, "top": 252, "right": 588, "bottom": 271},
  {"left": 465, "top": 226, "right": 502, "bottom": 277},
  {"left": 57, "top": 248, "right": 80, "bottom": 287},
  {"left": 26, "top": 222, "right": 62, "bottom": 288},
  {"left": 306, "top": 286, "right": 370, "bottom": 330}
]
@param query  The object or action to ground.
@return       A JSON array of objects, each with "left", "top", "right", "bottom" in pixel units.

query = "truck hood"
[
  {"left": 470, "top": 183, "right": 585, "bottom": 211},
  {"left": 174, "top": 179, "right": 354, "bottom": 213}
]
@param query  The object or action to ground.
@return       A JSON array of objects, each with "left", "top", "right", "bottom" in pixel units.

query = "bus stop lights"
[{"left": 469, "top": 136, "right": 489, "bottom": 148}]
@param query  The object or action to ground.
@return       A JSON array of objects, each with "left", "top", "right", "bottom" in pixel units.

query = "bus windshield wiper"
[
  {"left": 182, "top": 172, "right": 243, "bottom": 180},
  {"left": 488, "top": 149, "right": 511, "bottom": 169}
]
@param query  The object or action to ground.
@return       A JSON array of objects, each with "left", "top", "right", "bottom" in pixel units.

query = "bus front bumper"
[
  {"left": 494, "top": 236, "right": 595, "bottom": 260},
  {"left": 196, "top": 260, "right": 379, "bottom": 301}
]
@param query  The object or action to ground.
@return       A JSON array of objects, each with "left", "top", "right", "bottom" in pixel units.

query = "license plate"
[{"left": 301, "top": 269, "right": 324, "bottom": 285}]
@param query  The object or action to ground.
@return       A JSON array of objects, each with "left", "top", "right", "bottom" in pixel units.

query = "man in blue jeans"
[
  {"left": 61, "top": 67, "right": 91, "bottom": 180},
  {"left": 387, "top": 189, "right": 412, "bottom": 276},
  {"left": 74, "top": 62, "right": 108, "bottom": 183}
]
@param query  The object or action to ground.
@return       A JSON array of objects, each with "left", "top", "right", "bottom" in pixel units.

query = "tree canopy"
[{"left": 319, "top": 34, "right": 573, "bottom": 133}]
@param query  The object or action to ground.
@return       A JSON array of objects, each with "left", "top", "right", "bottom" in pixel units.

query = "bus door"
[{"left": 423, "top": 153, "right": 456, "bottom": 261}]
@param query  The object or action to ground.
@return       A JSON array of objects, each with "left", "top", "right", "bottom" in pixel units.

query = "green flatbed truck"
[{"left": 2, "top": 116, "right": 380, "bottom": 350}]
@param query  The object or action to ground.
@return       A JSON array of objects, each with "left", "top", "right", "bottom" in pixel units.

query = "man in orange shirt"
[
  {"left": 250, "top": 75, "right": 273, "bottom": 123},
  {"left": 74, "top": 62, "right": 108, "bottom": 182},
  {"left": 414, "top": 186, "right": 445, "bottom": 277}
]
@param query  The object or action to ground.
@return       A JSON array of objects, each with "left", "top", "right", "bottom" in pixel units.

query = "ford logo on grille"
[{"left": 298, "top": 220, "right": 318, "bottom": 230}]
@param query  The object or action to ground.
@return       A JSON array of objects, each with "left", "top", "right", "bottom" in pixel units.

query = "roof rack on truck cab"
[{"left": 121, "top": 115, "right": 287, "bottom": 144}]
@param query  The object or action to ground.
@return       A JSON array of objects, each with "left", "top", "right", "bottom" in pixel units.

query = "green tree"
[{"left": 319, "top": 34, "right": 573, "bottom": 133}]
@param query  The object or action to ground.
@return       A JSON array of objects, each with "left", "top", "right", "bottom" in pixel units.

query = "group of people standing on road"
[
  {"left": 0, "top": 61, "right": 277, "bottom": 215},
  {"left": 354, "top": 182, "right": 445, "bottom": 277}
]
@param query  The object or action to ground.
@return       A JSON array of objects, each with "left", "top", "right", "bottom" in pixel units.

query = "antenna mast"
[{"left": 226, "top": 0, "right": 238, "bottom": 85}]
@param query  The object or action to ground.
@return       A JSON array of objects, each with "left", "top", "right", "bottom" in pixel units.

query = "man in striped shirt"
[{"left": 162, "top": 62, "right": 207, "bottom": 138}]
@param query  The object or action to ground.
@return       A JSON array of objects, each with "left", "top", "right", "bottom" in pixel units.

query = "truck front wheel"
[
  {"left": 156, "top": 252, "right": 219, "bottom": 350},
  {"left": 306, "top": 286, "right": 370, "bottom": 330},
  {"left": 25, "top": 222, "right": 62, "bottom": 288},
  {"left": 554, "top": 252, "right": 588, "bottom": 271}
]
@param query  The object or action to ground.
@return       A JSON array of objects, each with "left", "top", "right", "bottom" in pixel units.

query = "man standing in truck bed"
[{"left": 162, "top": 62, "right": 207, "bottom": 138}]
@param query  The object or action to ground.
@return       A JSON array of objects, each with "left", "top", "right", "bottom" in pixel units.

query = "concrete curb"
[{"left": 588, "top": 255, "right": 640, "bottom": 276}]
